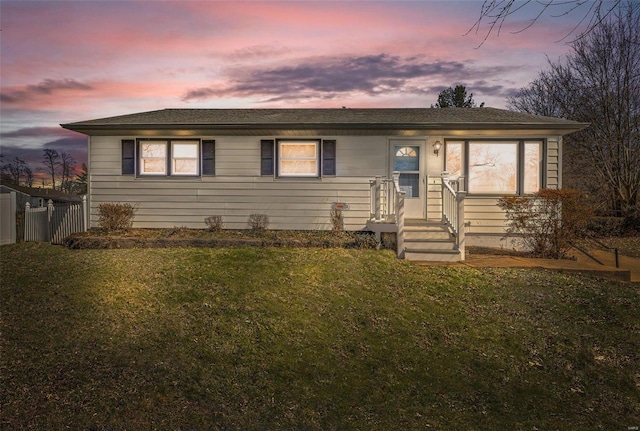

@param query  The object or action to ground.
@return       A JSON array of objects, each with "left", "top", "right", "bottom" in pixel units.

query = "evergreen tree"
[{"left": 432, "top": 85, "right": 484, "bottom": 108}]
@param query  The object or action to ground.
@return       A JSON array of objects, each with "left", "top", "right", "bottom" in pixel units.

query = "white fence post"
[
  {"left": 82, "top": 195, "right": 88, "bottom": 232},
  {"left": 47, "top": 199, "right": 54, "bottom": 222},
  {"left": 24, "top": 202, "right": 31, "bottom": 241}
]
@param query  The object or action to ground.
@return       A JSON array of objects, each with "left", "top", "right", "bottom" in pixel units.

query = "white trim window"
[
  {"left": 468, "top": 141, "right": 518, "bottom": 194},
  {"left": 278, "top": 140, "right": 319, "bottom": 177},
  {"left": 445, "top": 139, "right": 543, "bottom": 195},
  {"left": 171, "top": 141, "right": 199, "bottom": 176},
  {"left": 140, "top": 141, "right": 168, "bottom": 175},
  {"left": 445, "top": 141, "right": 463, "bottom": 179},
  {"left": 524, "top": 141, "right": 542, "bottom": 194},
  {"left": 137, "top": 139, "right": 201, "bottom": 177}
]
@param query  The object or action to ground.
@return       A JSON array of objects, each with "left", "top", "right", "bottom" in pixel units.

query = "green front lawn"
[{"left": 1, "top": 243, "right": 638, "bottom": 430}]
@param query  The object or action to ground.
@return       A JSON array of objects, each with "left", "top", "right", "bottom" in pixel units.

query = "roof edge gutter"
[{"left": 61, "top": 121, "right": 590, "bottom": 134}]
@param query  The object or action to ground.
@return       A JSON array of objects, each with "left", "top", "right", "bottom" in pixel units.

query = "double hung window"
[
  {"left": 121, "top": 139, "right": 215, "bottom": 177},
  {"left": 139, "top": 142, "right": 168, "bottom": 175},
  {"left": 278, "top": 141, "right": 319, "bottom": 177},
  {"left": 171, "top": 142, "right": 199, "bottom": 176},
  {"left": 260, "top": 139, "right": 336, "bottom": 178},
  {"left": 138, "top": 139, "right": 200, "bottom": 176}
]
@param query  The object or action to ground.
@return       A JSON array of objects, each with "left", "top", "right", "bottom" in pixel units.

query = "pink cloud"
[{"left": 1, "top": 0, "right": 583, "bottom": 128}]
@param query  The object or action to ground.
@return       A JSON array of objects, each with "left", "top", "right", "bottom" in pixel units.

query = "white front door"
[{"left": 390, "top": 140, "right": 425, "bottom": 219}]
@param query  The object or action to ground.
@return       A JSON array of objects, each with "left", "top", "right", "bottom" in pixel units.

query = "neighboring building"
[
  {"left": 62, "top": 108, "right": 587, "bottom": 261},
  {"left": 0, "top": 182, "right": 83, "bottom": 208}
]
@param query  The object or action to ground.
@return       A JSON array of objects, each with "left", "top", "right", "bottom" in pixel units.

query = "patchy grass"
[{"left": 1, "top": 243, "right": 639, "bottom": 430}]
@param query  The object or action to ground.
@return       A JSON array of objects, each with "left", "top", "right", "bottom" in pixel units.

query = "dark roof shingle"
[
  {"left": 63, "top": 107, "right": 579, "bottom": 125},
  {"left": 62, "top": 107, "right": 588, "bottom": 135}
]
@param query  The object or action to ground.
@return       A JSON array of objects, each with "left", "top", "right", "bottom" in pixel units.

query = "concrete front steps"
[{"left": 403, "top": 219, "right": 461, "bottom": 262}]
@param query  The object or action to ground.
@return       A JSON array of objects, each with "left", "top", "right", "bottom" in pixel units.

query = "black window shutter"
[
  {"left": 202, "top": 140, "right": 215, "bottom": 175},
  {"left": 261, "top": 140, "right": 275, "bottom": 176},
  {"left": 121, "top": 139, "right": 135, "bottom": 175},
  {"left": 322, "top": 140, "right": 336, "bottom": 176}
]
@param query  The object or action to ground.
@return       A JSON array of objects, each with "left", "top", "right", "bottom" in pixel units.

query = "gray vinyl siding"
[
  {"left": 426, "top": 177, "right": 443, "bottom": 221},
  {"left": 546, "top": 138, "right": 560, "bottom": 188},
  {"left": 88, "top": 133, "right": 563, "bottom": 233},
  {"left": 459, "top": 136, "right": 562, "bottom": 235},
  {"left": 88, "top": 135, "right": 386, "bottom": 230}
]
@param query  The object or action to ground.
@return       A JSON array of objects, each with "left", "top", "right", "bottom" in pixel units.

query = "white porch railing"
[
  {"left": 368, "top": 172, "right": 466, "bottom": 260},
  {"left": 441, "top": 172, "right": 467, "bottom": 260},
  {"left": 368, "top": 172, "right": 406, "bottom": 257},
  {"left": 369, "top": 174, "right": 399, "bottom": 222}
]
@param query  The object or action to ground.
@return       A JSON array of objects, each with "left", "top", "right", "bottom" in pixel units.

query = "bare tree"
[
  {"left": 41, "top": 149, "right": 60, "bottom": 190},
  {"left": 24, "top": 165, "right": 34, "bottom": 187},
  {"left": 507, "top": 1, "right": 640, "bottom": 216},
  {"left": 1, "top": 156, "right": 32, "bottom": 186},
  {"left": 507, "top": 73, "right": 564, "bottom": 118},
  {"left": 73, "top": 163, "right": 88, "bottom": 195},
  {"left": 468, "top": 0, "right": 622, "bottom": 47},
  {"left": 59, "top": 152, "right": 76, "bottom": 193}
]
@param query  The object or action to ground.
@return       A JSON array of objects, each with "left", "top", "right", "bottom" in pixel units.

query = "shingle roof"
[
  {"left": 61, "top": 107, "right": 588, "bottom": 137},
  {"left": 63, "top": 107, "right": 581, "bottom": 126}
]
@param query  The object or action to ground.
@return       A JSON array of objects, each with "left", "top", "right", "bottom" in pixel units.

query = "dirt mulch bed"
[
  {"left": 63, "top": 228, "right": 383, "bottom": 250},
  {"left": 65, "top": 228, "right": 536, "bottom": 256}
]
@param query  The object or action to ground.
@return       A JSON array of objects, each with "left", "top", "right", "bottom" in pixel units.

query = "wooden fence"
[{"left": 24, "top": 197, "right": 87, "bottom": 244}]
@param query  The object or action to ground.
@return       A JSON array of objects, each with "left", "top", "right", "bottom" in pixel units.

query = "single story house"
[{"left": 62, "top": 108, "right": 587, "bottom": 261}]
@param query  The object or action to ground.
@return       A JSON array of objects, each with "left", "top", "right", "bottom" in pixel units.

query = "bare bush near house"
[
  {"left": 205, "top": 215, "right": 224, "bottom": 232},
  {"left": 248, "top": 213, "right": 269, "bottom": 231},
  {"left": 498, "top": 189, "right": 592, "bottom": 259},
  {"left": 330, "top": 208, "right": 344, "bottom": 232},
  {"left": 98, "top": 203, "right": 136, "bottom": 231}
]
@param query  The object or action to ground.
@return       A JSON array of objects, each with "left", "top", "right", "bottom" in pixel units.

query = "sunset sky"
[{"left": 0, "top": 0, "right": 585, "bottom": 175}]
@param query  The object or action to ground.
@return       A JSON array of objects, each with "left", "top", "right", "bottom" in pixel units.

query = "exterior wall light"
[{"left": 433, "top": 140, "right": 442, "bottom": 156}]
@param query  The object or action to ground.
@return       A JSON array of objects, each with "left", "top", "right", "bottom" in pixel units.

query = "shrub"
[
  {"left": 330, "top": 208, "right": 344, "bottom": 232},
  {"left": 380, "top": 232, "right": 397, "bottom": 250},
  {"left": 345, "top": 231, "right": 379, "bottom": 249},
  {"left": 98, "top": 203, "right": 136, "bottom": 231},
  {"left": 248, "top": 213, "right": 269, "bottom": 231},
  {"left": 586, "top": 217, "right": 627, "bottom": 237},
  {"left": 622, "top": 215, "right": 640, "bottom": 236},
  {"left": 164, "top": 226, "right": 190, "bottom": 237},
  {"left": 497, "top": 189, "right": 591, "bottom": 259},
  {"left": 204, "top": 215, "right": 224, "bottom": 232}
]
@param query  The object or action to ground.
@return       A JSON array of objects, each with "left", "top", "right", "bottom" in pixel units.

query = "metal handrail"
[{"left": 570, "top": 235, "right": 620, "bottom": 268}]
